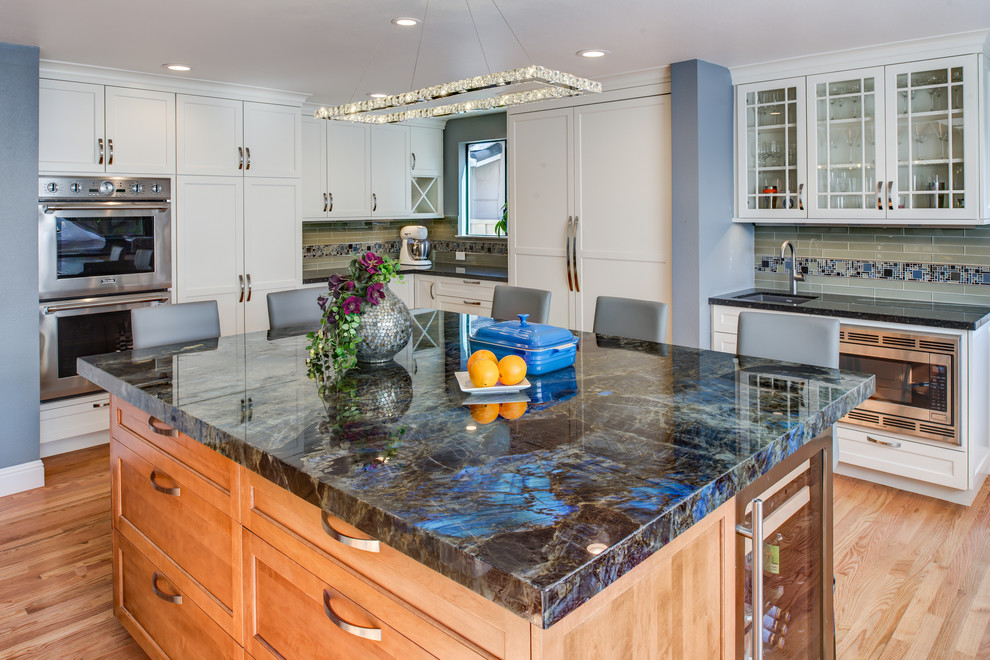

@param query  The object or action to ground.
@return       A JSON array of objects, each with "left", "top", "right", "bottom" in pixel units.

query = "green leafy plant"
[
  {"left": 306, "top": 251, "right": 403, "bottom": 383},
  {"left": 494, "top": 202, "right": 508, "bottom": 237}
]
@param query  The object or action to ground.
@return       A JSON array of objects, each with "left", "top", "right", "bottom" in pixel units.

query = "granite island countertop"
[
  {"left": 710, "top": 288, "right": 990, "bottom": 330},
  {"left": 303, "top": 263, "right": 508, "bottom": 285},
  {"left": 79, "top": 311, "right": 874, "bottom": 628}
]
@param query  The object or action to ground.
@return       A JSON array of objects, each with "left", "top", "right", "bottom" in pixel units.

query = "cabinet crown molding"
[
  {"left": 40, "top": 60, "right": 310, "bottom": 106},
  {"left": 730, "top": 29, "right": 990, "bottom": 85}
]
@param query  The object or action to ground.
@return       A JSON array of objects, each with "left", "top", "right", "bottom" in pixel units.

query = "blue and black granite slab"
[
  {"left": 710, "top": 288, "right": 990, "bottom": 330},
  {"left": 302, "top": 263, "right": 508, "bottom": 286},
  {"left": 78, "top": 311, "right": 874, "bottom": 628}
]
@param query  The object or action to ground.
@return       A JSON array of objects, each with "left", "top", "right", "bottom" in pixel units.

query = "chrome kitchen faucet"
[{"left": 781, "top": 240, "right": 805, "bottom": 295}]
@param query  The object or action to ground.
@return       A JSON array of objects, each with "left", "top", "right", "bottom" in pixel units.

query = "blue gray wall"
[
  {"left": 671, "top": 60, "right": 753, "bottom": 348},
  {"left": 0, "top": 43, "right": 40, "bottom": 469},
  {"left": 442, "top": 112, "right": 507, "bottom": 218}
]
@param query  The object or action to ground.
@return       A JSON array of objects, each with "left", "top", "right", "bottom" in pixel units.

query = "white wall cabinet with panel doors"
[
  {"left": 509, "top": 96, "right": 673, "bottom": 335},
  {"left": 370, "top": 125, "right": 411, "bottom": 217},
  {"left": 177, "top": 95, "right": 301, "bottom": 178},
  {"left": 39, "top": 80, "right": 175, "bottom": 174},
  {"left": 301, "top": 117, "right": 372, "bottom": 220},
  {"left": 176, "top": 176, "right": 300, "bottom": 335},
  {"left": 410, "top": 126, "right": 443, "bottom": 216}
]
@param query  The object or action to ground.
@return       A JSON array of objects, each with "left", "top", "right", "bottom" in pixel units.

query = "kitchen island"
[{"left": 79, "top": 310, "right": 874, "bottom": 659}]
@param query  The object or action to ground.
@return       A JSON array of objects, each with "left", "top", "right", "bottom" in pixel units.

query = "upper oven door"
[{"left": 38, "top": 202, "right": 171, "bottom": 300}]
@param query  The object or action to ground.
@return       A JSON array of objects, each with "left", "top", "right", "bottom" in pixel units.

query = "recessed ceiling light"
[
  {"left": 577, "top": 49, "right": 609, "bottom": 58},
  {"left": 163, "top": 63, "right": 192, "bottom": 72},
  {"left": 368, "top": 92, "right": 389, "bottom": 99},
  {"left": 392, "top": 17, "right": 420, "bottom": 26}
]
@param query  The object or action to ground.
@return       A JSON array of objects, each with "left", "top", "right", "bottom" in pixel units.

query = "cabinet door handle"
[
  {"left": 323, "top": 590, "right": 382, "bottom": 641},
  {"left": 245, "top": 146, "right": 251, "bottom": 170},
  {"left": 147, "top": 415, "right": 179, "bottom": 438},
  {"left": 887, "top": 180, "right": 894, "bottom": 211},
  {"left": 429, "top": 282, "right": 436, "bottom": 300},
  {"left": 328, "top": 192, "right": 333, "bottom": 212},
  {"left": 246, "top": 273, "right": 252, "bottom": 302},
  {"left": 321, "top": 511, "right": 381, "bottom": 552},
  {"left": 107, "top": 139, "right": 113, "bottom": 166},
  {"left": 98, "top": 138, "right": 104, "bottom": 165},
  {"left": 797, "top": 182, "right": 805, "bottom": 211},
  {"left": 736, "top": 498, "right": 764, "bottom": 660},
  {"left": 876, "top": 181, "right": 884, "bottom": 210},
  {"left": 151, "top": 571, "right": 183, "bottom": 605},
  {"left": 867, "top": 435, "right": 901, "bottom": 448},
  {"left": 462, "top": 300, "right": 482, "bottom": 306},
  {"left": 323, "top": 192, "right": 328, "bottom": 213},
  {"left": 238, "top": 274, "right": 245, "bottom": 303},
  {"left": 149, "top": 470, "right": 181, "bottom": 497},
  {"left": 92, "top": 401, "right": 110, "bottom": 409},
  {"left": 372, "top": 193, "right": 377, "bottom": 212},
  {"left": 238, "top": 146, "right": 244, "bottom": 170},
  {"left": 565, "top": 216, "right": 574, "bottom": 292},
  {"left": 411, "top": 152, "right": 416, "bottom": 170},
  {"left": 462, "top": 280, "right": 481, "bottom": 285},
  {"left": 571, "top": 215, "right": 580, "bottom": 293}
]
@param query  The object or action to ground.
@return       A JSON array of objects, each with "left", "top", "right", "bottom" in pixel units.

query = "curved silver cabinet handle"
[
  {"left": 797, "top": 182, "right": 805, "bottom": 211},
  {"left": 246, "top": 273, "right": 253, "bottom": 302},
  {"left": 239, "top": 274, "right": 245, "bottom": 303},
  {"left": 149, "top": 470, "right": 180, "bottom": 497},
  {"left": 887, "top": 180, "right": 894, "bottom": 211},
  {"left": 151, "top": 572, "right": 182, "bottom": 605},
  {"left": 571, "top": 215, "right": 580, "bottom": 293},
  {"left": 411, "top": 152, "right": 416, "bottom": 170},
  {"left": 321, "top": 511, "right": 380, "bottom": 552},
  {"left": 107, "top": 139, "right": 113, "bottom": 166},
  {"left": 323, "top": 590, "right": 382, "bottom": 641},
  {"left": 876, "top": 181, "right": 884, "bottom": 210},
  {"left": 328, "top": 192, "right": 333, "bottom": 212},
  {"left": 147, "top": 416, "right": 179, "bottom": 438},
  {"left": 565, "top": 216, "right": 574, "bottom": 292},
  {"left": 98, "top": 138, "right": 104, "bottom": 165},
  {"left": 245, "top": 146, "right": 251, "bottom": 170},
  {"left": 736, "top": 498, "right": 764, "bottom": 660},
  {"left": 867, "top": 435, "right": 901, "bottom": 448},
  {"left": 372, "top": 193, "right": 377, "bottom": 212},
  {"left": 238, "top": 146, "right": 244, "bottom": 170},
  {"left": 429, "top": 281, "right": 436, "bottom": 300},
  {"left": 323, "top": 192, "right": 328, "bottom": 213}
]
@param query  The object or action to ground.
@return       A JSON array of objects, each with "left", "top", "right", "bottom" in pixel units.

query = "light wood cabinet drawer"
[
  {"left": 836, "top": 423, "right": 967, "bottom": 489},
  {"left": 433, "top": 277, "right": 496, "bottom": 302},
  {"left": 241, "top": 470, "right": 530, "bottom": 659},
  {"left": 113, "top": 398, "right": 237, "bottom": 495},
  {"left": 244, "top": 530, "right": 473, "bottom": 660},
  {"left": 112, "top": 432, "right": 241, "bottom": 632},
  {"left": 114, "top": 531, "right": 240, "bottom": 660}
]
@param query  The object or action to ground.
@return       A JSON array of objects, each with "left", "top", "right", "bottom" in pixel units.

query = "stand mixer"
[{"left": 399, "top": 225, "right": 431, "bottom": 269}]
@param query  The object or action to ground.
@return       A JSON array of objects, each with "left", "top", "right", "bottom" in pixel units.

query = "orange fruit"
[
  {"left": 497, "top": 355, "right": 527, "bottom": 386},
  {"left": 499, "top": 401, "right": 527, "bottom": 420},
  {"left": 469, "top": 403, "right": 499, "bottom": 424},
  {"left": 467, "top": 349, "right": 497, "bottom": 370},
  {"left": 468, "top": 358, "right": 500, "bottom": 388}
]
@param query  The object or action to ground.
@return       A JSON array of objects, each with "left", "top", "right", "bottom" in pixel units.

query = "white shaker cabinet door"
[
  {"left": 370, "top": 125, "right": 411, "bottom": 217},
  {"left": 177, "top": 95, "right": 244, "bottom": 176},
  {"left": 243, "top": 102, "right": 301, "bottom": 178},
  {"left": 301, "top": 116, "right": 328, "bottom": 219},
  {"left": 326, "top": 122, "right": 371, "bottom": 218},
  {"left": 409, "top": 126, "right": 443, "bottom": 176},
  {"left": 243, "top": 178, "right": 301, "bottom": 332},
  {"left": 105, "top": 86, "right": 175, "bottom": 175},
  {"left": 175, "top": 176, "right": 245, "bottom": 336},
  {"left": 39, "top": 79, "right": 105, "bottom": 173}
]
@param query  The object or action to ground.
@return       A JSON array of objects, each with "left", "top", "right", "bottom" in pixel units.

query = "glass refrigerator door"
[{"left": 738, "top": 440, "right": 832, "bottom": 659}]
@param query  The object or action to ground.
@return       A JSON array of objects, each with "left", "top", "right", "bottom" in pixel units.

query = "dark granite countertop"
[
  {"left": 710, "top": 288, "right": 990, "bottom": 331},
  {"left": 78, "top": 311, "right": 873, "bottom": 628},
  {"left": 303, "top": 263, "right": 508, "bottom": 285}
]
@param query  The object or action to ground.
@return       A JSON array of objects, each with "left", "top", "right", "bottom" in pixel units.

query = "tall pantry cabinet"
[
  {"left": 175, "top": 95, "right": 302, "bottom": 335},
  {"left": 509, "top": 95, "right": 673, "bottom": 335}
]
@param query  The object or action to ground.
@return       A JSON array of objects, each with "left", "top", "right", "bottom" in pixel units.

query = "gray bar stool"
[
  {"left": 267, "top": 288, "right": 324, "bottom": 331},
  {"left": 736, "top": 311, "right": 839, "bottom": 368},
  {"left": 131, "top": 300, "right": 221, "bottom": 349},
  {"left": 490, "top": 285, "right": 551, "bottom": 324},
  {"left": 593, "top": 296, "right": 669, "bottom": 343}
]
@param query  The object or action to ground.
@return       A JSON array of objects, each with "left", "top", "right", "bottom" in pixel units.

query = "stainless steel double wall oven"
[{"left": 39, "top": 176, "right": 172, "bottom": 400}]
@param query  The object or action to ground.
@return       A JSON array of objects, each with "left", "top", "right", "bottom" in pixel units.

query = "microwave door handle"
[{"left": 43, "top": 295, "right": 170, "bottom": 314}]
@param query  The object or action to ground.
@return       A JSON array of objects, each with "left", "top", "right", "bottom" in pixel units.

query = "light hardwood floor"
[{"left": 3, "top": 445, "right": 990, "bottom": 658}]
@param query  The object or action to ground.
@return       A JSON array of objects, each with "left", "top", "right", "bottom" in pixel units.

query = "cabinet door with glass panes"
[
  {"left": 736, "top": 78, "right": 807, "bottom": 220},
  {"left": 884, "top": 56, "right": 979, "bottom": 221},
  {"left": 806, "top": 68, "right": 886, "bottom": 220}
]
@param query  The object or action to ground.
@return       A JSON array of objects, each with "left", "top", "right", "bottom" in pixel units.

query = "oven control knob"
[
  {"left": 151, "top": 183, "right": 162, "bottom": 194},
  {"left": 46, "top": 181, "right": 59, "bottom": 193},
  {"left": 69, "top": 182, "right": 81, "bottom": 193},
  {"left": 99, "top": 181, "right": 115, "bottom": 196},
  {"left": 130, "top": 183, "right": 144, "bottom": 194}
]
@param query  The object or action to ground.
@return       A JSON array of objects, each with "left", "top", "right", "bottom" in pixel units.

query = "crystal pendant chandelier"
[{"left": 316, "top": 1, "right": 601, "bottom": 124}]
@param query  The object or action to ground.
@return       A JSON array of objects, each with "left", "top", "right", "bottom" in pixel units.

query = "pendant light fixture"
[{"left": 316, "top": 0, "right": 601, "bottom": 124}]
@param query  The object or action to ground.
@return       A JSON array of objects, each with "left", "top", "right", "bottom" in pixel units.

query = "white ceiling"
[{"left": 1, "top": 0, "right": 988, "bottom": 104}]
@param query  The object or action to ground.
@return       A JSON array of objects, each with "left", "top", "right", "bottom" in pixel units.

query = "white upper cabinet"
[
  {"left": 327, "top": 122, "right": 372, "bottom": 218},
  {"left": 409, "top": 126, "right": 443, "bottom": 176},
  {"left": 736, "top": 50, "right": 988, "bottom": 225},
  {"left": 370, "top": 125, "right": 411, "bottom": 217},
  {"left": 39, "top": 80, "right": 174, "bottom": 175},
  {"left": 177, "top": 95, "right": 300, "bottom": 178},
  {"left": 301, "top": 116, "right": 328, "bottom": 218}
]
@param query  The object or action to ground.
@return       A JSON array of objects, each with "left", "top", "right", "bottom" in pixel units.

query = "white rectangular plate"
[{"left": 455, "top": 371, "right": 531, "bottom": 394}]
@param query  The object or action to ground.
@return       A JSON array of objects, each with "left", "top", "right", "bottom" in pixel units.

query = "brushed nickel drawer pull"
[
  {"left": 328, "top": 192, "right": 333, "bottom": 212},
  {"left": 462, "top": 280, "right": 481, "bottom": 285},
  {"left": 107, "top": 138, "right": 113, "bottom": 165},
  {"left": 147, "top": 416, "right": 179, "bottom": 438},
  {"left": 867, "top": 436, "right": 901, "bottom": 449},
  {"left": 462, "top": 300, "right": 482, "bottom": 306},
  {"left": 92, "top": 401, "right": 110, "bottom": 408},
  {"left": 151, "top": 571, "right": 182, "bottom": 605},
  {"left": 238, "top": 146, "right": 244, "bottom": 170},
  {"left": 245, "top": 146, "right": 251, "bottom": 170},
  {"left": 98, "top": 138, "right": 104, "bottom": 165},
  {"left": 149, "top": 470, "right": 181, "bottom": 496},
  {"left": 321, "top": 511, "right": 380, "bottom": 552},
  {"left": 323, "top": 590, "right": 382, "bottom": 641}
]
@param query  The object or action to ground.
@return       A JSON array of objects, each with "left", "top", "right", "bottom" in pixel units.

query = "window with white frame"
[{"left": 461, "top": 140, "right": 506, "bottom": 237}]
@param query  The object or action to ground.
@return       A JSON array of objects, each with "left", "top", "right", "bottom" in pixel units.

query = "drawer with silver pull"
[
  {"left": 432, "top": 276, "right": 497, "bottom": 302},
  {"left": 835, "top": 423, "right": 967, "bottom": 490}
]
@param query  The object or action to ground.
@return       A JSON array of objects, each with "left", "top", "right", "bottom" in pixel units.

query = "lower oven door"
[{"left": 40, "top": 292, "right": 170, "bottom": 401}]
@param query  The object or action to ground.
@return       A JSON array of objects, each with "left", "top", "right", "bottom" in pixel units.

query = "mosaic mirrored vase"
[{"left": 355, "top": 285, "right": 412, "bottom": 364}]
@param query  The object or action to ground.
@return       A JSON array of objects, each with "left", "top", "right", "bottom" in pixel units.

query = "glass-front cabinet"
[
  {"left": 737, "top": 78, "right": 807, "bottom": 220},
  {"left": 736, "top": 52, "right": 986, "bottom": 225}
]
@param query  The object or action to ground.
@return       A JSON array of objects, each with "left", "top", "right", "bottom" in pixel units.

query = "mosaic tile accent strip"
[
  {"left": 756, "top": 256, "right": 990, "bottom": 286},
  {"left": 304, "top": 238, "right": 507, "bottom": 261}
]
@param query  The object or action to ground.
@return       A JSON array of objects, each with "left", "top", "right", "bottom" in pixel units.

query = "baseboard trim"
[{"left": 0, "top": 459, "right": 46, "bottom": 497}]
